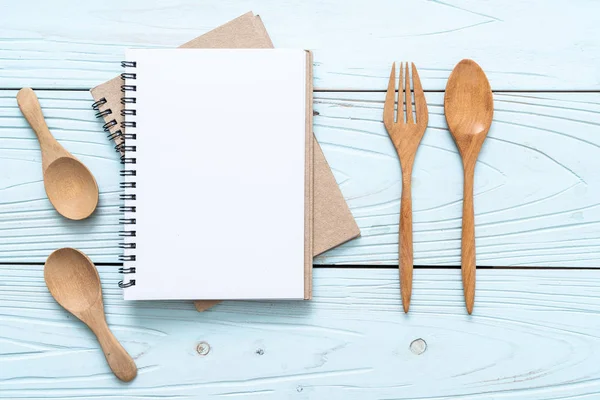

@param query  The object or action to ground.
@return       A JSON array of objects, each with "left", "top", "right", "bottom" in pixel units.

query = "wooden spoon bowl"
[
  {"left": 45, "top": 248, "right": 102, "bottom": 312},
  {"left": 44, "top": 248, "right": 137, "bottom": 382},
  {"left": 17, "top": 88, "right": 99, "bottom": 220},
  {"left": 45, "top": 157, "right": 99, "bottom": 220}
]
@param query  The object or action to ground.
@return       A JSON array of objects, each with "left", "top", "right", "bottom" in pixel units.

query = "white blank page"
[{"left": 123, "top": 49, "right": 307, "bottom": 300}]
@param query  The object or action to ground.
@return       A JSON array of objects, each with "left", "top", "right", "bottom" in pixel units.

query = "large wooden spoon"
[
  {"left": 44, "top": 248, "right": 137, "bottom": 382},
  {"left": 444, "top": 59, "right": 494, "bottom": 314},
  {"left": 17, "top": 88, "right": 99, "bottom": 220}
]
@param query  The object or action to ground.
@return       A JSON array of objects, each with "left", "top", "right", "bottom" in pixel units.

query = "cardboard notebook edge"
[
  {"left": 89, "top": 12, "right": 360, "bottom": 310},
  {"left": 304, "top": 50, "right": 314, "bottom": 300}
]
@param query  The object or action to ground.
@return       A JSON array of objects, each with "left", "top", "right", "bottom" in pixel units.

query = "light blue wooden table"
[{"left": 1, "top": 1, "right": 600, "bottom": 398}]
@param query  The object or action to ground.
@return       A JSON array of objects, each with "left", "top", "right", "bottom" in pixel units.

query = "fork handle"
[
  {"left": 461, "top": 163, "right": 477, "bottom": 314},
  {"left": 399, "top": 169, "right": 414, "bottom": 313}
]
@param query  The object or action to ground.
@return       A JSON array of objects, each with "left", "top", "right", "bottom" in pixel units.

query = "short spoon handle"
[
  {"left": 90, "top": 319, "right": 137, "bottom": 382},
  {"left": 399, "top": 168, "right": 414, "bottom": 313},
  {"left": 461, "top": 163, "right": 477, "bottom": 314},
  {"left": 16, "top": 88, "right": 68, "bottom": 169}
]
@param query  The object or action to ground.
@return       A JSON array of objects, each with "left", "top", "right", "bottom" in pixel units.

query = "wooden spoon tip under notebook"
[
  {"left": 444, "top": 59, "right": 493, "bottom": 314},
  {"left": 16, "top": 88, "right": 99, "bottom": 220},
  {"left": 44, "top": 248, "right": 137, "bottom": 382}
]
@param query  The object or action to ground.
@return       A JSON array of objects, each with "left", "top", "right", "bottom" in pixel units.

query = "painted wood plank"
[
  {"left": 0, "top": 90, "right": 599, "bottom": 266},
  {"left": 1, "top": 0, "right": 599, "bottom": 90},
  {"left": 0, "top": 91, "right": 122, "bottom": 263},
  {"left": 315, "top": 91, "right": 600, "bottom": 266},
  {"left": 1, "top": 267, "right": 600, "bottom": 399}
]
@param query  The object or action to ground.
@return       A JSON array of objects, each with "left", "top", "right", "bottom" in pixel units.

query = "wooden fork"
[{"left": 383, "top": 62, "right": 428, "bottom": 313}]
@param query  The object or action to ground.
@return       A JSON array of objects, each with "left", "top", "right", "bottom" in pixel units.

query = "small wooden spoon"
[
  {"left": 444, "top": 59, "right": 494, "bottom": 314},
  {"left": 17, "top": 88, "right": 98, "bottom": 220},
  {"left": 44, "top": 248, "right": 137, "bottom": 382}
]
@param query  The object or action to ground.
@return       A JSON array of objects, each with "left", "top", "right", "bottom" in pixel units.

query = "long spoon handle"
[
  {"left": 462, "top": 164, "right": 477, "bottom": 314},
  {"left": 16, "top": 88, "right": 67, "bottom": 169},
  {"left": 90, "top": 319, "right": 138, "bottom": 382},
  {"left": 399, "top": 168, "right": 414, "bottom": 313}
]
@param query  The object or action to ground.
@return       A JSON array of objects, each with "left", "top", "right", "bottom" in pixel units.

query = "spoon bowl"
[
  {"left": 45, "top": 157, "right": 99, "bottom": 221},
  {"left": 17, "top": 88, "right": 99, "bottom": 220},
  {"left": 445, "top": 60, "right": 493, "bottom": 151},
  {"left": 444, "top": 59, "right": 494, "bottom": 314},
  {"left": 45, "top": 247, "right": 101, "bottom": 313},
  {"left": 44, "top": 248, "right": 137, "bottom": 382}
]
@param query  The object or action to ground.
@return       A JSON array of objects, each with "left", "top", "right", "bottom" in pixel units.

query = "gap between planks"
[
  {"left": 3, "top": 88, "right": 600, "bottom": 93},
  {"left": 1, "top": 262, "right": 599, "bottom": 270}
]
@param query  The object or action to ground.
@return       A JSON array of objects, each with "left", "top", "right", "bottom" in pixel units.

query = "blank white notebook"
[{"left": 120, "top": 49, "right": 311, "bottom": 300}]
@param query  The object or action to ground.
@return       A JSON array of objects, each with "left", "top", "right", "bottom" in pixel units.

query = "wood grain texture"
[
  {"left": 2, "top": 266, "right": 600, "bottom": 399},
  {"left": 44, "top": 247, "right": 137, "bottom": 382},
  {"left": 444, "top": 59, "right": 494, "bottom": 314},
  {"left": 16, "top": 88, "right": 99, "bottom": 220},
  {"left": 44, "top": 248, "right": 137, "bottom": 382},
  {"left": 314, "top": 91, "right": 600, "bottom": 266},
  {"left": 383, "top": 62, "right": 429, "bottom": 312},
  {"left": 0, "top": 91, "right": 122, "bottom": 263},
  {"left": 2, "top": 4, "right": 600, "bottom": 398},
  {"left": 0, "top": 90, "right": 599, "bottom": 266},
  {"left": 1, "top": 0, "right": 599, "bottom": 90}
]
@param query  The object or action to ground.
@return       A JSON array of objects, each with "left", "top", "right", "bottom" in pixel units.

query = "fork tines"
[{"left": 384, "top": 62, "right": 428, "bottom": 131}]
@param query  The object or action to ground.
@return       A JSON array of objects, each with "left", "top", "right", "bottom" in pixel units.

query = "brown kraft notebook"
[{"left": 90, "top": 12, "right": 360, "bottom": 310}]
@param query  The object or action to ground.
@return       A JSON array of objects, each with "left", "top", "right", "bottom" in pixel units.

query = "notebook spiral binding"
[
  {"left": 91, "top": 96, "right": 121, "bottom": 142},
  {"left": 117, "top": 60, "right": 138, "bottom": 289}
]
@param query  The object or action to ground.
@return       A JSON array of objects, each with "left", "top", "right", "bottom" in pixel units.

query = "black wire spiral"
[
  {"left": 92, "top": 96, "right": 120, "bottom": 142},
  {"left": 117, "top": 60, "right": 137, "bottom": 289}
]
